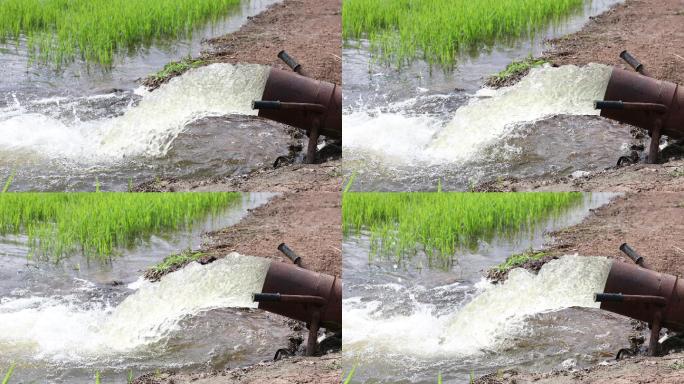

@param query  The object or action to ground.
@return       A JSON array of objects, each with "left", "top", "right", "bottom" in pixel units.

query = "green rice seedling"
[
  {"left": 0, "top": 193, "right": 241, "bottom": 263},
  {"left": 343, "top": 0, "right": 583, "bottom": 68},
  {"left": 0, "top": 0, "right": 241, "bottom": 68},
  {"left": 343, "top": 364, "right": 357, "bottom": 384},
  {"left": 2, "top": 364, "right": 14, "bottom": 384},
  {"left": 1, "top": 172, "right": 14, "bottom": 193},
  {"left": 343, "top": 192, "right": 583, "bottom": 267}
]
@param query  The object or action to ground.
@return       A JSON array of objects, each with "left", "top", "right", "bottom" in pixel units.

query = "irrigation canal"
[
  {"left": 343, "top": 193, "right": 634, "bottom": 383},
  {"left": 343, "top": 0, "right": 630, "bottom": 191},
  {"left": 0, "top": 0, "right": 291, "bottom": 192},
  {"left": 0, "top": 193, "right": 295, "bottom": 383}
]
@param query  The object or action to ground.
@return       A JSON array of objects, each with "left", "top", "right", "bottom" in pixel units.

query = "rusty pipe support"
[
  {"left": 594, "top": 293, "right": 667, "bottom": 306},
  {"left": 253, "top": 293, "right": 327, "bottom": 306},
  {"left": 594, "top": 101, "right": 669, "bottom": 114},
  {"left": 278, "top": 50, "right": 309, "bottom": 77},
  {"left": 252, "top": 100, "right": 327, "bottom": 113},
  {"left": 278, "top": 243, "right": 302, "bottom": 266},
  {"left": 619, "top": 243, "right": 648, "bottom": 268},
  {"left": 620, "top": 50, "right": 651, "bottom": 77}
]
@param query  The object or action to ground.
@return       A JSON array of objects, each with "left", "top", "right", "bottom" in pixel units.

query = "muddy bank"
[
  {"left": 476, "top": 352, "right": 684, "bottom": 384},
  {"left": 136, "top": 159, "right": 342, "bottom": 193},
  {"left": 138, "top": 0, "right": 342, "bottom": 192},
  {"left": 480, "top": 0, "right": 684, "bottom": 192},
  {"left": 477, "top": 159, "right": 684, "bottom": 192},
  {"left": 202, "top": 191, "right": 341, "bottom": 277},
  {"left": 544, "top": 0, "right": 684, "bottom": 86},
  {"left": 480, "top": 191, "right": 684, "bottom": 383},
  {"left": 136, "top": 191, "right": 341, "bottom": 384},
  {"left": 134, "top": 353, "right": 341, "bottom": 384},
  {"left": 545, "top": 192, "right": 684, "bottom": 277}
]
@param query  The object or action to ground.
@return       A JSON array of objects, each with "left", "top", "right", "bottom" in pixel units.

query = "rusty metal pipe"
[
  {"left": 597, "top": 258, "right": 684, "bottom": 355},
  {"left": 619, "top": 243, "right": 647, "bottom": 268},
  {"left": 598, "top": 67, "right": 684, "bottom": 163},
  {"left": 257, "top": 67, "right": 341, "bottom": 139},
  {"left": 254, "top": 261, "right": 342, "bottom": 355},
  {"left": 620, "top": 50, "right": 650, "bottom": 76},
  {"left": 255, "top": 67, "right": 341, "bottom": 164},
  {"left": 278, "top": 243, "right": 302, "bottom": 266}
]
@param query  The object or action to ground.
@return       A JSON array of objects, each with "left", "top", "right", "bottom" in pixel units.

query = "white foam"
[
  {"left": 0, "top": 63, "right": 269, "bottom": 161},
  {"left": 343, "top": 255, "right": 612, "bottom": 358},
  {"left": 343, "top": 64, "right": 613, "bottom": 165},
  {"left": 0, "top": 253, "right": 270, "bottom": 360}
]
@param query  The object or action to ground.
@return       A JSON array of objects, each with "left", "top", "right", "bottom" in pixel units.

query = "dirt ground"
[
  {"left": 137, "top": 159, "right": 342, "bottom": 193},
  {"left": 134, "top": 353, "right": 342, "bottom": 384},
  {"left": 203, "top": 0, "right": 341, "bottom": 86},
  {"left": 203, "top": 191, "right": 341, "bottom": 277},
  {"left": 480, "top": 0, "right": 684, "bottom": 192},
  {"left": 476, "top": 352, "right": 684, "bottom": 384},
  {"left": 138, "top": 0, "right": 342, "bottom": 193},
  {"left": 134, "top": 192, "right": 341, "bottom": 383}
]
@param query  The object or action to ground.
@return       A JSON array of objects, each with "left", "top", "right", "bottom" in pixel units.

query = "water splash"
[
  {"left": 343, "top": 64, "right": 613, "bottom": 165},
  {"left": 0, "top": 63, "right": 269, "bottom": 161},
  {"left": 343, "top": 255, "right": 612, "bottom": 357},
  {"left": 0, "top": 253, "right": 270, "bottom": 361}
]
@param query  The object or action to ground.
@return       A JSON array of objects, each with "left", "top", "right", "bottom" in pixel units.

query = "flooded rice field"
[
  {"left": 343, "top": 193, "right": 634, "bottom": 383},
  {"left": 343, "top": 0, "right": 631, "bottom": 191},
  {"left": 0, "top": 193, "right": 295, "bottom": 383},
  {"left": 0, "top": 0, "right": 298, "bottom": 192}
]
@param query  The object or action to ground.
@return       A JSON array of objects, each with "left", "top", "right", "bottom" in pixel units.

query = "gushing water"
[
  {"left": 343, "top": 64, "right": 613, "bottom": 164},
  {"left": 0, "top": 63, "right": 269, "bottom": 161},
  {"left": 0, "top": 253, "right": 270, "bottom": 361},
  {"left": 343, "top": 255, "right": 612, "bottom": 357}
]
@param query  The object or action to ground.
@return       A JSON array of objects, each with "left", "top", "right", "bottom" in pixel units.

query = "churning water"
[
  {"left": 344, "top": 64, "right": 613, "bottom": 165},
  {"left": 0, "top": 64, "right": 268, "bottom": 160},
  {"left": 0, "top": 253, "right": 270, "bottom": 360},
  {"left": 345, "top": 256, "right": 612, "bottom": 357}
]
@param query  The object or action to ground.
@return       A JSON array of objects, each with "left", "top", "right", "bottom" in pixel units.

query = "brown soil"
[
  {"left": 202, "top": 191, "right": 341, "bottom": 277},
  {"left": 203, "top": 0, "right": 341, "bottom": 86},
  {"left": 545, "top": 192, "right": 684, "bottom": 277},
  {"left": 136, "top": 159, "right": 342, "bottom": 193},
  {"left": 475, "top": 352, "right": 684, "bottom": 384},
  {"left": 477, "top": 159, "right": 684, "bottom": 192},
  {"left": 133, "top": 353, "right": 341, "bottom": 384},
  {"left": 543, "top": 0, "right": 684, "bottom": 86}
]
